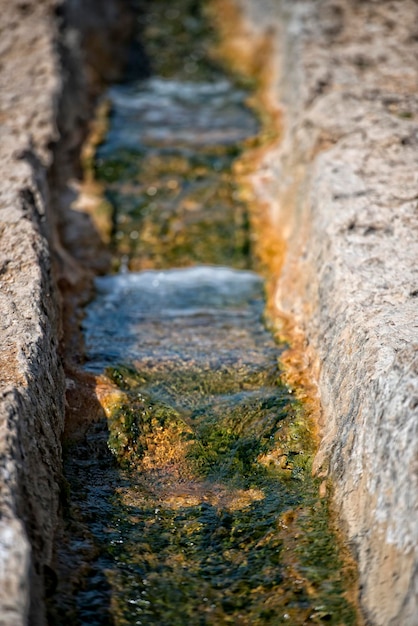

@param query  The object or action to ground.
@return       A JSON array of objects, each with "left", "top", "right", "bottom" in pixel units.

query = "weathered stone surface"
[
  {"left": 0, "top": 1, "right": 133, "bottom": 624},
  {"left": 231, "top": 0, "right": 418, "bottom": 623},
  {"left": 0, "top": 3, "right": 65, "bottom": 624}
]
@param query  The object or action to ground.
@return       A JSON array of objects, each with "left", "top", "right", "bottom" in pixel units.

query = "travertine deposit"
[{"left": 0, "top": 0, "right": 416, "bottom": 624}]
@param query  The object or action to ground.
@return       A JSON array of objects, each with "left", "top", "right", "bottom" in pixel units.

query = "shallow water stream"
[{"left": 50, "top": 1, "right": 357, "bottom": 624}]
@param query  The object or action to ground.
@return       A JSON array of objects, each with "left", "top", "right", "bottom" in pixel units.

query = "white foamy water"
[
  {"left": 83, "top": 266, "right": 269, "bottom": 372},
  {"left": 99, "top": 77, "right": 258, "bottom": 152}
]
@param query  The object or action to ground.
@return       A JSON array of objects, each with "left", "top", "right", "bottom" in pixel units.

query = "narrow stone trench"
[{"left": 48, "top": 1, "right": 358, "bottom": 624}]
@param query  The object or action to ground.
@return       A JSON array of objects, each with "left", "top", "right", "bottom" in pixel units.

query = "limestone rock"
[
  {"left": 0, "top": 0, "right": 132, "bottom": 623},
  {"left": 234, "top": 0, "right": 418, "bottom": 623}
]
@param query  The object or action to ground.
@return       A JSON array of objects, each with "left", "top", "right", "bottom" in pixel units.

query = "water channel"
[{"left": 49, "top": 1, "right": 358, "bottom": 624}]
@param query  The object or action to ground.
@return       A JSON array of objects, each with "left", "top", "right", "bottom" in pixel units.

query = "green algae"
[
  {"left": 95, "top": 129, "right": 253, "bottom": 270},
  {"left": 93, "top": 0, "right": 258, "bottom": 272},
  {"left": 50, "top": 0, "right": 360, "bottom": 623},
  {"left": 71, "top": 266, "right": 357, "bottom": 623},
  {"left": 86, "top": 355, "right": 357, "bottom": 625},
  {"left": 84, "top": 369, "right": 357, "bottom": 625},
  {"left": 133, "top": 0, "right": 219, "bottom": 81},
  {"left": 106, "top": 362, "right": 282, "bottom": 405}
]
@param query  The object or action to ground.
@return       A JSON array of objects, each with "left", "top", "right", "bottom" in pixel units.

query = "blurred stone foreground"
[{"left": 0, "top": 0, "right": 416, "bottom": 624}]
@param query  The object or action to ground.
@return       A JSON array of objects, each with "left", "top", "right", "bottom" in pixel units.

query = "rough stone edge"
[
  {"left": 231, "top": 0, "right": 418, "bottom": 624},
  {"left": 0, "top": 3, "right": 65, "bottom": 624},
  {"left": 0, "top": 1, "right": 133, "bottom": 624}
]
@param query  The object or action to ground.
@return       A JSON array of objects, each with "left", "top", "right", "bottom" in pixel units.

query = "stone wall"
[
  {"left": 0, "top": 3, "right": 64, "bottom": 624},
  {"left": 0, "top": 1, "right": 132, "bottom": 624},
  {"left": 231, "top": 1, "right": 418, "bottom": 624}
]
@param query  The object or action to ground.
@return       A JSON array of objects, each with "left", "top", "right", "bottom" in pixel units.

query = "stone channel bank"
[{"left": 0, "top": 0, "right": 416, "bottom": 625}]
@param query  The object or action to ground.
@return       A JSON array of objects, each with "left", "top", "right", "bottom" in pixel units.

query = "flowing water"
[{"left": 49, "top": 1, "right": 358, "bottom": 624}]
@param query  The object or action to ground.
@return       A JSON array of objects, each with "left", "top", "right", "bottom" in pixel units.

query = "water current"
[{"left": 49, "top": 1, "right": 358, "bottom": 624}]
